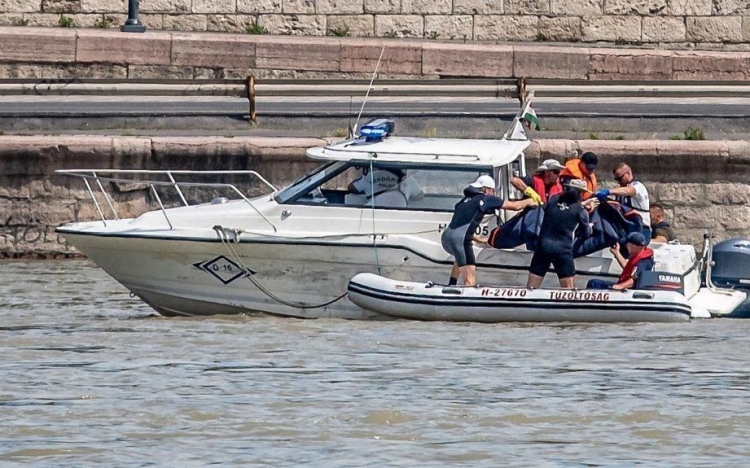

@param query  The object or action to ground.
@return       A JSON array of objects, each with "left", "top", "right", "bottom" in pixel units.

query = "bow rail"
[{"left": 55, "top": 169, "right": 278, "bottom": 232}]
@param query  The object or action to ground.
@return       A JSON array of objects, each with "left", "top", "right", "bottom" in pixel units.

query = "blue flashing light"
[{"left": 357, "top": 118, "right": 395, "bottom": 142}]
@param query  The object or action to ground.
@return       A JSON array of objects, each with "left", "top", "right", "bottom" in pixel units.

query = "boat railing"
[{"left": 55, "top": 169, "right": 278, "bottom": 231}]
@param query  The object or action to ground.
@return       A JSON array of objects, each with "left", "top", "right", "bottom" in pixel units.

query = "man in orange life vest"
[
  {"left": 510, "top": 159, "right": 564, "bottom": 204},
  {"left": 559, "top": 152, "right": 598, "bottom": 199},
  {"left": 586, "top": 232, "right": 655, "bottom": 290}
]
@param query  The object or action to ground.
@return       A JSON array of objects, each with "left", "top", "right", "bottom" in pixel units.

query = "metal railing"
[
  {"left": 6, "top": 77, "right": 750, "bottom": 122},
  {"left": 55, "top": 169, "right": 278, "bottom": 232}
]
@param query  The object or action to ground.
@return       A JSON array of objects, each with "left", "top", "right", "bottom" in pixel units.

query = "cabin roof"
[{"left": 306, "top": 136, "right": 530, "bottom": 167}]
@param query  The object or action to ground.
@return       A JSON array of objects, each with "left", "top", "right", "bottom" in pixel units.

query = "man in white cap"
[
  {"left": 442, "top": 174, "right": 538, "bottom": 286},
  {"left": 510, "top": 158, "right": 565, "bottom": 205},
  {"left": 526, "top": 179, "right": 593, "bottom": 289}
]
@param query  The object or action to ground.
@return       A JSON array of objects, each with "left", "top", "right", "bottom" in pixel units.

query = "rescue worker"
[
  {"left": 594, "top": 163, "right": 651, "bottom": 239},
  {"left": 586, "top": 232, "right": 655, "bottom": 290},
  {"left": 510, "top": 159, "right": 565, "bottom": 205},
  {"left": 559, "top": 152, "right": 598, "bottom": 199},
  {"left": 525, "top": 179, "right": 593, "bottom": 290},
  {"left": 347, "top": 167, "right": 406, "bottom": 206},
  {"left": 442, "top": 175, "right": 538, "bottom": 287},
  {"left": 650, "top": 203, "right": 676, "bottom": 243}
]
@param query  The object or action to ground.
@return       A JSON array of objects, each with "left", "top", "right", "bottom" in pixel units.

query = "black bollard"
[{"left": 120, "top": 0, "right": 146, "bottom": 32}]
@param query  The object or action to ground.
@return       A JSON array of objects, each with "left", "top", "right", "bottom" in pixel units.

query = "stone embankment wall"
[
  {"left": 2, "top": 26, "right": 750, "bottom": 81},
  {"left": 0, "top": 0, "right": 749, "bottom": 46},
  {"left": 1, "top": 135, "right": 748, "bottom": 258}
]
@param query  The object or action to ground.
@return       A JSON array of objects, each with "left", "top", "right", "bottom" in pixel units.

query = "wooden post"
[
  {"left": 517, "top": 77, "right": 527, "bottom": 106},
  {"left": 246, "top": 75, "right": 257, "bottom": 123}
]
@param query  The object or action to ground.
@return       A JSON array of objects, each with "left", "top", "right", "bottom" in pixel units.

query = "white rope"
[
  {"left": 369, "top": 157, "right": 383, "bottom": 275},
  {"left": 214, "top": 227, "right": 348, "bottom": 310}
]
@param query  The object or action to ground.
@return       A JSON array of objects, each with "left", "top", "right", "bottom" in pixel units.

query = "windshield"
[
  {"left": 274, "top": 162, "right": 348, "bottom": 204},
  {"left": 275, "top": 161, "right": 493, "bottom": 211}
]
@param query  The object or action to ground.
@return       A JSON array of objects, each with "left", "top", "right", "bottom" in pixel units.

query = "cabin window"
[{"left": 276, "top": 162, "right": 493, "bottom": 211}]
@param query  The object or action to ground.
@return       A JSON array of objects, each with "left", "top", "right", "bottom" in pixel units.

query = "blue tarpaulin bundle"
[{"left": 487, "top": 201, "right": 644, "bottom": 257}]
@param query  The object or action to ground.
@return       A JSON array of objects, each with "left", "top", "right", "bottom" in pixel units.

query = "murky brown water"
[{"left": 3, "top": 260, "right": 750, "bottom": 466}]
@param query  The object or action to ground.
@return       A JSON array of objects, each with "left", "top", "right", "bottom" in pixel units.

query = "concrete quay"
[
  {"left": 3, "top": 26, "right": 750, "bottom": 81},
  {"left": 1, "top": 135, "right": 748, "bottom": 258}
]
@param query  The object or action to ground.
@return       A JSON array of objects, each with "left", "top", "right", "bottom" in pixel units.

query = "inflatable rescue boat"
[{"left": 347, "top": 273, "right": 713, "bottom": 323}]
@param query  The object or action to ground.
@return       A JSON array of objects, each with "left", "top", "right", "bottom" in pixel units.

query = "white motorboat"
[
  {"left": 55, "top": 105, "right": 746, "bottom": 319},
  {"left": 347, "top": 273, "right": 706, "bottom": 323}
]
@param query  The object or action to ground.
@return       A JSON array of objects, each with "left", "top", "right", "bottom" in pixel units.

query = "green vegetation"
[
  {"left": 329, "top": 26, "right": 350, "bottom": 37},
  {"left": 58, "top": 15, "right": 75, "bottom": 28},
  {"left": 422, "top": 127, "right": 438, "bottom": 138},
  {"left": 588, "top": 132, "right": 598, "bottom": 140},
  {"left": 669, "top": 126, "right": 706, "bottom": 141},
  {"left": 383, "top": 30, "right": 398, "bottom": 39},
  {"left": 331, "top": 128, "right": 348, "bottom": 138},
  {"left": 94, "top": 16, "right": 114, "bottom": 29},
  {"left": 683, "top": 126, "right": 706, "bottom": 140},
  {"left": 426, "top": 31, "right": 440, "bottom": 40},
  {"left": 246, "top": 22, "right": 267, "bottom": 35},
  {"left": 614, "top": 135, "right": 625, "bottom": 140}
]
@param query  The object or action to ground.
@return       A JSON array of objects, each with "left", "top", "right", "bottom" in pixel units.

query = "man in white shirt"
[{"left": 594, "top": 163, "right": 651, "bottom": 240}]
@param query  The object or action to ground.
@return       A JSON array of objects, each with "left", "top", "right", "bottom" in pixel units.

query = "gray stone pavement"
[{"left": 1, "top": 95, "right": 750, "bottom": 140}]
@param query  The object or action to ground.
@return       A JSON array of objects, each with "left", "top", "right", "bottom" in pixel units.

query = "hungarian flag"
[{"left": 522, "top": 106, "right": 540, "bottom": 131}]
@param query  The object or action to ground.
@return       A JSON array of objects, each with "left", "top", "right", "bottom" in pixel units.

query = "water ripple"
[{"left": 2, "top": 260, "right": 750, "bottom": 466}]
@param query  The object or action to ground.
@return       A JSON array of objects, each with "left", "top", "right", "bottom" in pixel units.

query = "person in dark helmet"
[
  {"left": 560, "top": 151, "right": 598, "bottom": 199},
  {"left": 525, "top": 179, "right": 593, "bottom": 290},
  {"left": 586, "top": 232, "right": 655, "bottom": 290},
  {"left": 442, "top": 175, "right": 538, "bottom": 287}
]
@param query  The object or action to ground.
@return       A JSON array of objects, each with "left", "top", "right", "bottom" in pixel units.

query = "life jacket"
[
  {"left": 530, "top": 174, "right": 563, "bottom": 204},
  {"left": 560, "top": 159, "right": 597, "bottom": 199},
  {"left": 617, "top": 247, "right": 654, "bottom": 284}
]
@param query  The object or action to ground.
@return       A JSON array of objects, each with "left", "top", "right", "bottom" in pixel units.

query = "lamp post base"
[{"left": 120, "top": 23, "right": 146, "bottom": 33}]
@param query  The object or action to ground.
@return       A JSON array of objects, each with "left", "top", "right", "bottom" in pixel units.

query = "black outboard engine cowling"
[{"left": 711, "top": 238, "right": 750, "bottom": 290}]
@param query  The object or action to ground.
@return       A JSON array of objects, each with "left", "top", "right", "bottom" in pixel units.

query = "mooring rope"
[
  {"left": 368, "top": 156, "right": 383, "bottom": 276},
  {"left": 214, "top": 227, "right": 348, "bottom": 310}
]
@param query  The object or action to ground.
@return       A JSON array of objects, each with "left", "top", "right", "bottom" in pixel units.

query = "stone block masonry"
[
  {"left": 1, "top": 136, "right": 748, "bottom": 258},
  {"left": 3, "top": 27, "right": 750, "bottom": 81},
  {"left": 2, "top": 1, "right": 750, "bottom": 47}
]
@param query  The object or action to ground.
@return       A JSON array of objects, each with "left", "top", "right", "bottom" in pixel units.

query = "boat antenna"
[
  {"left": 347, "top": 96, "right": 354, "bottom": 139},
  {"left": 353, "top": 45, "right": 386, "bottom": 133}
]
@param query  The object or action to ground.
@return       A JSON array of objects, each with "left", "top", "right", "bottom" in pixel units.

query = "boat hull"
[
  {"left": 348, "top": 273, "right": 694, "bottom": 323},
  {"left": 58, "top": 229, "right": 625, "bottom": 319}
]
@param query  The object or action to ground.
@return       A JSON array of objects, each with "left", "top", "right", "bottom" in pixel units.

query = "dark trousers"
[{"left": 587, "top": 279, "right": 615, "bottom": 289}]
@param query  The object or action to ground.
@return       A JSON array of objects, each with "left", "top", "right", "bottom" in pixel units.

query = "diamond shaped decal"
[{"left": 194, "top": 255, "right": 255, "bottom": 285}]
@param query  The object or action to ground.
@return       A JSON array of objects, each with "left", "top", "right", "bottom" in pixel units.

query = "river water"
[{"left": 3, "top": 260, "right": 750, "bottom": 466}]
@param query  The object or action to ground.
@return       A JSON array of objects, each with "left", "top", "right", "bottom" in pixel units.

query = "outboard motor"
[
  {"left": 637, "top": 271, "right": 685, "bottom": 294},
  {"left": 711, "top": 238, "right": 750, "bottom": 290}
]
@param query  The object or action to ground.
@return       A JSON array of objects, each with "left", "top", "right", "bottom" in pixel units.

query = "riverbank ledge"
[
  {"left": 1, "top": 135, "right": 748, "bottom": 258},
  {"left": 2, "top": 27, "right": 750, "bottom": 81}
]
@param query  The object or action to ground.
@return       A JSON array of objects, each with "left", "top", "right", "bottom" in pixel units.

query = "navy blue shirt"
[
  {"left": 448, "top": 186, "right": 505, "bottom": 232},
  {"left": 537, "top": 191, "right": 592, "bottom": 255}
]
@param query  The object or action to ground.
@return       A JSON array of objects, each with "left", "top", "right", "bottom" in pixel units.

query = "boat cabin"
[{"left": 274, "top": 118, "right": 532, "bottom": 221}]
